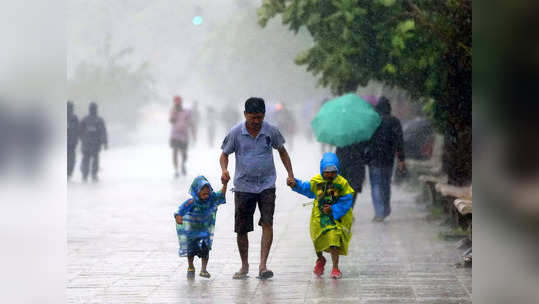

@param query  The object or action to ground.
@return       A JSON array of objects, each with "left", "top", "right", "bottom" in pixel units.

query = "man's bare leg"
[
  {"left": 259, "top": 223, "right": 273, "bottom": 273},
  {"left": 236, "top": 233, "right": 249, "bottom": 275}
]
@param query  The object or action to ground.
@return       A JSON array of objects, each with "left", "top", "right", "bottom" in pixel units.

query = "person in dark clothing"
[
  {"left": 79, "top": 102, "right": 108, "bottom": 182},
  {"left": 67, "top": 101, "right": 79, "bottom": 179},
  {"left": 335, "top": 141, "right": 369, "bottom": 206},
  {"left": 368, "top": 96, "right": 405, "bottom": 222}
]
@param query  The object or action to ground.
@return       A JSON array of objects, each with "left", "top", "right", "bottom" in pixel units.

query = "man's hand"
[
  {"left": 286, "top": 177, "right": 296, "bottom": 188},
  {"left": 322, "top": 204, "right": 331, "bottom": 214},
  {"left": 221, "top": 170, "right": 230, "bottom": 184},
  {"left": 175, "top": 215, "right": 183, "bottom": 225}
]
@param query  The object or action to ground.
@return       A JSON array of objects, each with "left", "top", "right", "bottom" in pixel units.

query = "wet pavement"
[{"left": 67, "top": 140, "right": 471, "bottom": 303}]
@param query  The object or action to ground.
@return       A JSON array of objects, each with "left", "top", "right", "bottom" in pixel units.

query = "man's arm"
[
  {"left": 220, "top": 152, "right": 230, "bottom": 184},
  {"left": 277, "top": 146, "right": 294, "bottom": 184}
]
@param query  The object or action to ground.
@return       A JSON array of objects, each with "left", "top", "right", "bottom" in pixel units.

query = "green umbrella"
[{"left": 311, "top": 93, "right": 381, "bottom": 147}]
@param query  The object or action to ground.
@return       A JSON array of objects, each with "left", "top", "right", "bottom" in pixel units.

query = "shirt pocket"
[{"left": 255, "top": 135, "right": 272, "bottom": 154}]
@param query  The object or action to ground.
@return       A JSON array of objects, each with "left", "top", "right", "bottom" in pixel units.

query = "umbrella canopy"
[{"left": 311, "top": 94, "right": 381, "bottom": 147}]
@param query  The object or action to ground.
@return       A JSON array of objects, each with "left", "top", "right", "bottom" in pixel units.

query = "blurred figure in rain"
[
  {"left": 206, "top": 105, "right": 217, "bottom": 147},
  {"left": 67, "top": 101, "right": 79, "bottom": 180},
  {"left": 336, "top": 141, "right": 369, "bottom": 206},
  {"left": 79, "top": 102, "right": 108, "bottom": 182},
  {"left": 220, "top": 101, "right": 240, "bottom": 131},
  {"left": 368, "top": 97, "right": 405, "bottom": 222},
  {"left": 271, "top": 103, "right": 296, "bottom": 150},
  {"left": 169, "top": 95, "right": 196, "bottom": 177}
]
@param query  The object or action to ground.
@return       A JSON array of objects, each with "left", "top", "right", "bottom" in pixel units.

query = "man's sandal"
[
  {"left": 257, "top": 270, "right": 274, "bottom": 280},
  {"left": 199, "top": 270, "right": 211, "bottom": 278},
  {"left": 232, "top": 271, "right": 248, "bottom": 280}
]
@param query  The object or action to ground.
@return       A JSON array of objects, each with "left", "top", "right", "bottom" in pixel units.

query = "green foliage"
[{"left": 258, "top": 0, "right": 472, "bottom": 133}]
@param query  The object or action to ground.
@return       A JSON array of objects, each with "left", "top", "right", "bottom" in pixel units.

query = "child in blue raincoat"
[
  {"left": 174, "top": 176, "right": 228, "bottom": 279},
  {"left": 287, "top": 152, "right": 355, "bottom": 279}
]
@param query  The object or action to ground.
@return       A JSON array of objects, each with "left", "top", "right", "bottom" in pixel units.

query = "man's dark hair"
[
  {"left": 244, "top": 97, "right": 265, "bottom": 114},
  {"left": 376, "top": 96, "right": 391, "bottom": 115}
]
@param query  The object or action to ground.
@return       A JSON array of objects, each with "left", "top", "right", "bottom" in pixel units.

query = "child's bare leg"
[
  {"left": 316, "top": 251, "right": 324, "bottom": 261},
  {"left": 330, "top": 246, "right": 339, "bottom": 269},
  {"left": 201, "top": 257, "right": 209, "bottom": 272},
  {"left": 187, "top": 255, "right": 195, "bottom": 269}
]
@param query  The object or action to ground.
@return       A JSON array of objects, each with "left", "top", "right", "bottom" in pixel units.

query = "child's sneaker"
[
  {"left": 330, "top": 268, "right": 342, "bottom": 279},
  {"left": 313, "top": 257, "right": 326, "bottom": 276}
]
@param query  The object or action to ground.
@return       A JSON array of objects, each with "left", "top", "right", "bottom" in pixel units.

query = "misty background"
[{"left": 67, "top": 0, "right": 336, "bottom": 146}]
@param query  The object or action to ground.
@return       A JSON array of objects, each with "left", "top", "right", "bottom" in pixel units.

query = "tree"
[
  {"left": 68, "top": 36, "right": 156, "bottom": 138},
  {"left": 258, "top": 0, "right": 471, "bottom": 185}
]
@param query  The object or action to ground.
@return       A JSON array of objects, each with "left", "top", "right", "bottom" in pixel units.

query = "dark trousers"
[
  {"left": 369, "top": 165, "right": 394, "bottom": 218},
  {"left": 67, "top": 147, "right": 76, "bottom": 177},
  {"left": 81, "top": 150, "right": 100, "bottom": 179}
]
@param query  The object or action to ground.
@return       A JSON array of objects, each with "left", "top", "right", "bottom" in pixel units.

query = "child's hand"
[
  {"left": 175, "top": 215, "right": 183, "bottom": 225},
  {"left": 322, "top": 204, "right": 331, "bottom": 214},
  {"left": 286, "top": 177, "right": 296, "bottom": 188}
]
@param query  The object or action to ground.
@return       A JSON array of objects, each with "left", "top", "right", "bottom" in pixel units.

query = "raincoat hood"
[
  {"left": 189, "top": 176, "right": 214, "bottom": 202},
  {"left": 319, "top": 152, "right": 340, "bottom": 175}
]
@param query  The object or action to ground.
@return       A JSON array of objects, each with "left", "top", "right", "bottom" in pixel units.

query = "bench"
[
  {"left": 435, "top": 183, "right": 472, "bottom": 229},
  {"left": 435, "top": 184, "right": 472, "bottom": 267},
  {"left": 418, "top": 174, "right": 448, "bottom": 205}
]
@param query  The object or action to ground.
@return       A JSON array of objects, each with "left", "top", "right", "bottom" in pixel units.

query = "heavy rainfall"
[{"left": 4, "top": 1, "right": 538, "bottom": 304}]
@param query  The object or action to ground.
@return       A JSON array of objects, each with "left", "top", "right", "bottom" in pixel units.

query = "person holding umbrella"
[{"left": 311, "top": 93, "right": 380, "bottom": 203}]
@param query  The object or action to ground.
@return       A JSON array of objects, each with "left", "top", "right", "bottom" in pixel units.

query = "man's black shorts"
[{"left": 234, "top": 188, "right": 276, "bottom": 234}]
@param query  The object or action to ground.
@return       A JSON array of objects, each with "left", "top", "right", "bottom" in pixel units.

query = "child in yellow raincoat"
[{"left": 288, "top": 152, "right": 354, "bottom": 279}]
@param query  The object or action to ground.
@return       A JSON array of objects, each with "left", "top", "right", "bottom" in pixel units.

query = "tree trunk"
[{"left": 442, "top": 43, "right": 472, "bottom": 186}]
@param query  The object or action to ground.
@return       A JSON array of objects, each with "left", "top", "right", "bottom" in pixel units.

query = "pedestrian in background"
[
  {"left": 79, "top": 102, "right": 108, "bottom": 182},
  {"left": 67, "top": 101, "right": 79, "bottom": 180},
  {"left": 169, "top": 95, "right": 196, "bottom": 177},
  {"left": 368, "top": 97, "right": 405, "bottom": 222}
]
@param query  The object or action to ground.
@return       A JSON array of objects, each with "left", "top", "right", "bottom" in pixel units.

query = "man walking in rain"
[
  {"left": 220, "top": 97, "right": 295, "bottom": 280},
  {"left": 67, "top": 101, "right": 79, "bottom": 180},
  {"left": 79, "top": 102, "right": 108, "bottom": 182},
  {"left": 169, "top": 95, "right": 196, "bottom": 177},
  {"left": 368, "top": 97, "right": 405, "bottom": 222}
]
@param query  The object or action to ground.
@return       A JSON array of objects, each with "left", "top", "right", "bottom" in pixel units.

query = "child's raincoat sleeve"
[
  {"left": 292, "top": 178, "right": 316, "bottom": 198},
  {"left": 174, "top": 199, "right": 195, "bottom": 217},
  {"left": 331, "top": 177, "right": 355, "bottom": 220},
  {"left": 212, "top": 191, "right": 226, "bottom": 206}
]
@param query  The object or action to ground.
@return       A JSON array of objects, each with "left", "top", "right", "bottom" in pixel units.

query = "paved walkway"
[{"left": 67, "top": 142, "right": 471, "bottom": 303}]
